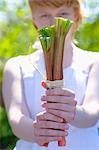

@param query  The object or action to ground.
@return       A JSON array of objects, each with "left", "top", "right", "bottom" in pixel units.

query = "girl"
[{"left": 2, "top": 0, "right": 99, "bottom": 149}]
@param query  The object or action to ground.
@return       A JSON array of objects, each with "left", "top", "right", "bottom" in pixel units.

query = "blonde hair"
[{"left": 28, "top": 0, "right": 83, "bottom": 30}]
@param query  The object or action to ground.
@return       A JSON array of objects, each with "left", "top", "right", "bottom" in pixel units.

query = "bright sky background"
[
  {"left": 5, "top": 0, "right": 99, "bottom": 15},
  {"left": 0, "top": 0, "right": 99, "bottom": 22}
]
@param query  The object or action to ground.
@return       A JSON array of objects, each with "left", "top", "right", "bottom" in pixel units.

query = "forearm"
[
  {"left": 10, "top": 115, "right": 35, "bottom": 142},
  {"left": 70, "top": 105, "right": 99, "bottom": 128}
]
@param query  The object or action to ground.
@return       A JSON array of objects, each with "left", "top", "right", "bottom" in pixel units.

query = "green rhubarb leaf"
[
  {"left": 39, "top": 36, "right": 47, "bottom": 51},
  {"left": 55, "top": 17, "right": 73, "bottom": 37},
  {"left": 38, "top": 17, "right": 73, "bottom": 52},
  {"left": 38, "top": 26, "right": 55, "bottom": 51}
]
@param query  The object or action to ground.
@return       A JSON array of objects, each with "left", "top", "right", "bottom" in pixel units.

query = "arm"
[
  {"left": 42, "top": 61, "right": 99, "bottom": 128},
  {"left": 2, "top": 58, "right": 36, "bottom": 142},
  {"left": 2, "top": 57, "right": 68, "bottom": 145},
  {"left": 70, "top": 61, "right": 99, "bottom": 128}
]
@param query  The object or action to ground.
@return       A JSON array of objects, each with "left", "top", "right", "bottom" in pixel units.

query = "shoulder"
[
  {"left": 3, "top": 56, "right": 27, "bottom": 81},
  {"left": 3, "top": 49, "right": 43, "bottom": 78},
  {"left": 4, "top": 55, "right": 26, "bottom": 73},
  {"left": 90, "top": 60, "right": 99, "bottom": 75},
  {"left": 73, "top": 44, "right": 99, "bottom": 68},
  {"left": 4, "top": 49, "right": 41, "bottom": 67}
]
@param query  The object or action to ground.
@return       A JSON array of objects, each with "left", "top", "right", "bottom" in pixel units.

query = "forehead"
[
  {"left": 33, "top": 5, "right": 74, "bottom": 15},
  {"left": 29, "top": 0, "right": 78, "bottom": 8}
]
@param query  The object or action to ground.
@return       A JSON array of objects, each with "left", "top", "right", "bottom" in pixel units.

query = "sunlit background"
[
  {"left": 0, "top": 0, "right": 99, "bottom": 150},
  {"left": 0, "top": 0, "right": 99, "bottom": 20}
]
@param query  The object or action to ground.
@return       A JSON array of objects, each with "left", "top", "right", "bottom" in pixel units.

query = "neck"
[
  {"left": 63, "top": 38, "right": 73, "bottom": 69},
  {"left": 63, "top": 25, "right": 74, "bottom": 69}
]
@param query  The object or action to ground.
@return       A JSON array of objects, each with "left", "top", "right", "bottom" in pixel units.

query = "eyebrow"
[{"left": 58, "top": 8, "right": 70, "bottom": 12}]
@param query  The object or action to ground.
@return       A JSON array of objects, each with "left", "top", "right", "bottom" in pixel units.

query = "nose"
[{"left": 49, "top": 16, "right": 55, "bottom": 26}]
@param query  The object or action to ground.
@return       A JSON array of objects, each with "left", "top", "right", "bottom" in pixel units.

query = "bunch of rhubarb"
[{"left": 38, "top": 17, "right": 73, "bottom": 147}]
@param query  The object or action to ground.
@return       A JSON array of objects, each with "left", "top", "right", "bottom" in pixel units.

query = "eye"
[
  {"left": 58, "top": 12, "right": 69, "bottom": 18},
  {"left": 40, "top": 14, "right": 49, "bottom": 19}
]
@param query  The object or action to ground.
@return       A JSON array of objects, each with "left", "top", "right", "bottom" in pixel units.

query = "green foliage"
[
  {"left": 0, "top": 107, "right": 18, "bottom": 149},
  {"left": 75, "top": 15, "right": 99, "bottom": 52},
  {"left": 0, "top": 1, "right": 38, "bottom": 149},
  {"left": 0, "top": 107, "right": 12, "bottom": 137},
  {"left": 0, "top": 12, "right": 37, "bottom": 58}
]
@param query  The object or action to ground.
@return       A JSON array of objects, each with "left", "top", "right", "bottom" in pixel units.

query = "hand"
[
  {"left": 33, "top": 111, "right": 69, "bottom": 146},
  {"left": 41, "top": 88, "right": 77, "bottom": 122}
]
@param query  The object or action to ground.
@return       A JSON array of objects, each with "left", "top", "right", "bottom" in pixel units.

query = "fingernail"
[
  {"left": 41, "top": 103, "right": 46, "bottom": 107},
  {"left": 41, "top": 81, "right": 47, "bottom": 89},
  {"left": 41, "top": 96, "right": 46, "bottom": 101}
]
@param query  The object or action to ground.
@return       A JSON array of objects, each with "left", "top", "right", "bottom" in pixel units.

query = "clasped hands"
[{"left": 33, "top": 88, "right": 77, "bottom": 146}]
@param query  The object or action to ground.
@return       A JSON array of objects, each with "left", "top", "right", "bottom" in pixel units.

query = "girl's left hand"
[{"left": 41, "top": 88, "right": 77, "bottom": 122}]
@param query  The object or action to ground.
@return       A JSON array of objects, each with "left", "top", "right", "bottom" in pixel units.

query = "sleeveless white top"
[{"left": 14, "top": 43, "right": 99, "bottom": 150}]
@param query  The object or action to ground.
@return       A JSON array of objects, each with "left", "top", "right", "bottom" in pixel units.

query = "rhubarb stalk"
[
  {"left": 38, "top": 17, "right": 73, "bottom": 147},
  {"left": 39, "top": 26, "right": 55, "bottom": 80}
]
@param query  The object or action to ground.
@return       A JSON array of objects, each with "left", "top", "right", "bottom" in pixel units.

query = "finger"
[
  {"left": 37, "top": 128, "right": 68, "bottom": 137},
  {"left": 41, "top": 95, "right": 77, "bottom": 105},
  {"left": 36, "top": 136, "right": 63, "bottom": 146},
  {"left": 47, "top": 109, "right": 75, "bottom": 122},
  {"left": 46, "top": 88, "right": 75, "bottom": 97},
  {"left": 42, "top": 136, "right": 63, "bottom": 143},
  {"left": 42, "top": 102, "right": 76, "bottom": 112},
  {"left": 36, "top": 111, "right": 46, "bottom": 122},
  {"left": 38, "top": 120, "right": 69, "bottom": 130},
  {"left": 36, "top": 112, "right": 63, "bottom": 122}
]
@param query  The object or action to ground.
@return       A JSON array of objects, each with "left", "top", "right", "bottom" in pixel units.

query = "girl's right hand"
[{"left": 33, "top": 111, "right": 69, "bottom": 146}]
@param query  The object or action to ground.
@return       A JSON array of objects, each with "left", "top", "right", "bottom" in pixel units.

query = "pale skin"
[{"left": 2, "top": 4, "right": 99, "bottom": 146}]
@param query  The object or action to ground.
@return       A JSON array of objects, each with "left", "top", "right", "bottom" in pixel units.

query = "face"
[{"left": 32, "top": 5, "right": 76, "bottom": 29}]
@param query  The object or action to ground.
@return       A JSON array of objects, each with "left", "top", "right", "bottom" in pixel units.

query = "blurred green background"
[{"left": 0, "top": 0, "right": 99, "bottom": 149}]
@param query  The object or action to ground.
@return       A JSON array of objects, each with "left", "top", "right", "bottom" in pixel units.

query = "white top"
[{"left": 14, "top": 43, "right": 99, "bottom": 150}]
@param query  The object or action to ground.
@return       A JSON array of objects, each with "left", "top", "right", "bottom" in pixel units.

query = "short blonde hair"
[{"left": 28, "top": 0, "right": 83, "bottom": 30}]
